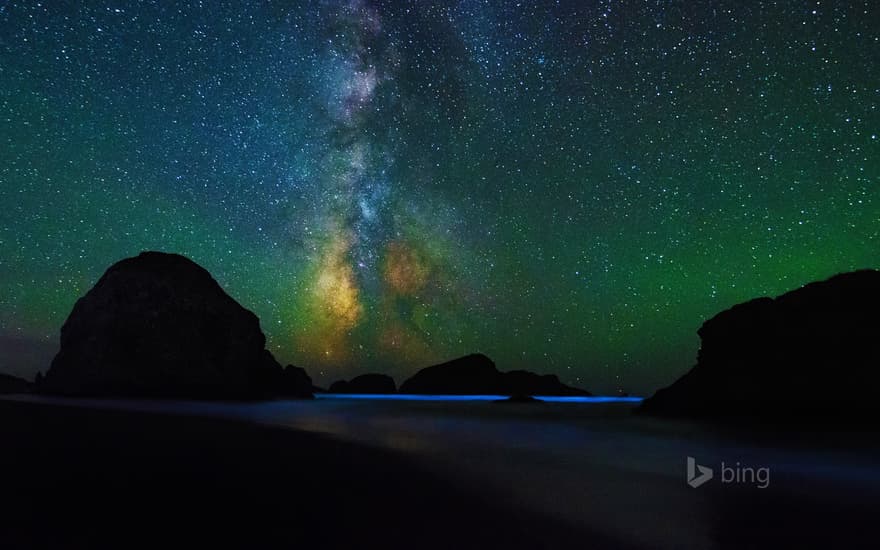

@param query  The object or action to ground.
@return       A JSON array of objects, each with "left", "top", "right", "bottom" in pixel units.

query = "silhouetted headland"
[
  {"left": 0, "top": 373, "right": 31, "bottom": 394},
  {"left": 329, "top": 373, "right": 397, "bottom": 394},
  {"left": 399, "top": 353, "right": 592, "bottom": 396},
  {"left": 38, "top": 251, "right": 313, "bottom": 399},
  {"left": 640, "top": 269, "right": 880, "bottom": 419}
]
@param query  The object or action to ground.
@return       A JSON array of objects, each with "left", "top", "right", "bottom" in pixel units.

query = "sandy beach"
[{"left": 3, "top": 396, "right": 878, "bottom": 549}]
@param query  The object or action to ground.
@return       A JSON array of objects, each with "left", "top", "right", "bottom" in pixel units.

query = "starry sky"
[{"left": 1, "top": 0, "right": 878, "bottom": 393}]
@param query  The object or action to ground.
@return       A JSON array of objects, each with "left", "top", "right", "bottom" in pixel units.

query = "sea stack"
[
  {"left": 40, "top": 251, "right": 312, "bottom": 399},
  {"left": 329, "top": 373, "right": 397, "bottom": 394},
  {"left": 399, "top": 353, "right": 591, "bottom": 396},
  {"left": 640, "top": 270, "right": 880, "bottom": 418}
]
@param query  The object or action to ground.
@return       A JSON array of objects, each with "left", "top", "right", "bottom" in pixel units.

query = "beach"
[{"left": 2, "top": 396, "right": 878, "bottom": 549}]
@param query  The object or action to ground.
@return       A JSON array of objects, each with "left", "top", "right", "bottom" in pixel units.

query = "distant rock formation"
[
  {"left": 399, "top": 353, "right": 591, "bottom": 396},
  {"left": 495, "top": 393, "right": 542, "bottom": 404},
  {"left": 0, "top": 373, "right": 31, "bottom": 394},
  {"left": 274, "top": 365, "right": 316, "bottom": 398},
  {"left": 39, "top": 251, "right": 312, "bottom": 399},
  {"left": 640, "top": 270, "right": 880, "bottom": 418},
  {"left": 329, "top": 373, "right": 397, "bottom": 394}
]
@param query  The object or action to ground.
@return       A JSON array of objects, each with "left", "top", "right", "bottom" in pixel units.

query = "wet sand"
[
  {"left": 2, "top": 397, "right": 878, "bottom": 549},
  {"left": 0, "top": 399, "right": 612, "bottom": 550}
]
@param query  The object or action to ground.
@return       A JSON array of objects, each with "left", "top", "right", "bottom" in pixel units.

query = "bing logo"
[
  {"left": 686, "top": 456, "right": 770, "bottom": 489},
  {"left": 687, "top": 456, "right": 714, "bottom": 488}
]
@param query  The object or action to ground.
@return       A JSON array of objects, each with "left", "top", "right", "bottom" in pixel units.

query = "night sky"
[{"left": 1, "top": 1, "right": 878, "bottom": 393}]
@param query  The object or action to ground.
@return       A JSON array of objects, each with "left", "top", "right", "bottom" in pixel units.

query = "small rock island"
[
  {"left": 399, "top": 353, "right": 591, "bottom": 396},
  {"left": 329, "top": 373, "right": 397, "bottom": 394}
]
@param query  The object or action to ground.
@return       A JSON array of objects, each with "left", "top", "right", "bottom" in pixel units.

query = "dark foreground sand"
[
  {"left": 3, "top": 398, "right": 879, "bottom": 549},
  {"left": 0, "top": 400, "right": 617, "bottom": 550}
]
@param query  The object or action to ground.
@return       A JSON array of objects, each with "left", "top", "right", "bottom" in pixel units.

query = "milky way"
[
  {"left": 1, "top": 1, "right": 878, "bottom": 392},
  {"left": 292, "top": 0, "right": 473, "bottom": 373}
]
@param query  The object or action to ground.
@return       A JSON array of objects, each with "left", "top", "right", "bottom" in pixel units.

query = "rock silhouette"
[
  {"left": 640, "top": 270, "right": 880, "bottom": 418},
  {"left": 496, "top": 393, "right": 543, "bottom": 404},
  {"left": 278, "top": 364, "right": 315, "bottom": 396},
  {"left": 0, "top": 373, "right": 31, "bottom": 394},
  {"left": 329, "top": 373, "right": 397, "bottom": 394},
  {"left": 399, "top": 353, "right": 591, "bottom": 396},
  {"left": 39, "top": 251, "right": 312, "bottom": 399}
]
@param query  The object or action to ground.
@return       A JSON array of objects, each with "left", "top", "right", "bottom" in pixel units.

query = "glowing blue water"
[{"left": 315, "top": 393, "right": 643, "bottom": 403}]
